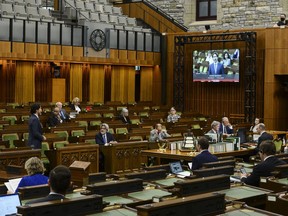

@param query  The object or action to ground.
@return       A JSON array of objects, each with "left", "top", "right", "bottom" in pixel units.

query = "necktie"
[
  {"left": 214, "top": 63, "right": 217, "bottom": 74},
  {"left": 60, "top": 110, "right": 65, "bottom": 119},
  {"left": 103, "top": 134, "right": 107, "bottom": 143}
]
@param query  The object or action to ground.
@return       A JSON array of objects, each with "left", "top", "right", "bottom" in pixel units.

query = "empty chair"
[
  {"left": 26, "top": 6, "right": 41, "bottom": 20},
  {"left": 41, "top": 142, "right": 50, "bottom": 165},
  {"left": 116, "top": 127, "right": 128, "bottom": 135},
  {"left": 2, "top": 115, "right": 17, "bottom": 125},
  {"left": 25, "top": 0, "right": 38, "bottom": 6},
  {"left": 129, "top": 136, "right": 143, "bottom": 141},
  {"left": 95, "top": 4, "right": 104, "bottom": 13},
  {"left": 127, "top": 17, "right": 137, "bottom": 26},
  {"left": 85, "top": 139, "right": 96, "bottom": 144},
  {"left": 139, "top": 111, "right": 149, "bottom": 117},
  {"left": 38, "top": 8, "right": 53, "bottom": 21},
  {"left": 21, "top": 115, "right": 30, "bottom": 122},
  {"left": 118, "top": 16, "right": 127, "bottom": 25},
  {"left": 142, "top": 28, "right": 152, "bottom": 33},
  {"left": 0, "top": 3, "right": 14, "bottom": 18},
  {"left": 90, "top": 12, "right": 100, "bottom": 22},
  {"left": 131, "top": 119, "right": 141, "bottom": 125},
  {"left": 108, "top": 128, "right": 115, "bottom": 134},
  {"left": 64, "top": 0, "right": 75, "bottom": 8},
  {"left": 85, "top": 2, "right": 95, "bottom": 11},
  {"left": 22, "top": 132, "right": 29, "bottom": 141},
  {"left": 103, "top": 112, "right": 114, "bottom": 118},
  {"left": 103, "top": 5, "right": 113, "bottom": 14},
  {"left": 90, "top": 120, "right": 102, "bottom": 128},
  {"left": 109, "top": 14, "right": 118, "bottom": 24},
  {"left": 53, "top": 141, "right": 69, "bottom": 149},
  {"left": 78, "top": 11, "right": 90, "bottom": 20},
  {"left": 99, "top": 13, "right": 109, "bottom": 23},
  {"left": 71, "top": 129, "right": 85, "bottom": 137},
  {"left": 14, "top": 4, "right": 28, "bottom": 20},
  {"left": 14, "top": 0, "right": 26, "bottom": 5},
  {"left": 114, "top": 25, "right": 124, "bottom": 30},
  {"left": 113, "top": 7, "right": 122, "bottom": 15},
  {"left": 75, "top": 1, "right": 85, "bottom": 11},
  {"left": 54, "top": 130, "right": 69, "bottom": 141},
  {"left": 2, "top": 133, "right": 19, "bottom": 148},
  {"left": 0, "top": 108, "right": 6, "bottom": 113},
  {"left": 76, "top": 120, "right": 88, "bottom": 130},
  {"left": 99, "top": 0, "right": 109, "bottom": 4}
]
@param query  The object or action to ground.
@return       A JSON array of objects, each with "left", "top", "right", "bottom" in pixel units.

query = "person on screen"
[
  {"left": 205, "top": 51, "right": 214, "bottom": 64},
  {"left": 240, "top": 140, "right": 286, "bottom": 187},
  {"left": 232, "top": 49, "right": 240, "bottom": 60},
  {"left": 273, "top": 13, "right": 288, "bottom": 27},
  {"left": 167, "top": 107, "right": 181, "bottom": 123},
  {"left": 15, "top": 157, "right": 48, "bottom": 193},
  {"left": 192, "top": 137, "right": 218, "bottom": 170},
  {"left": 25, "top": 165, "right": 71, "bottom": 205},
  {"left": 208, "top": 52, "right": 225, "bottom": 75},
  {"left": 222, "top": 51, "right": 231, "bottom": 68},
  {"left": 219, "top": 117, "right": 234, "bottom": 135}
]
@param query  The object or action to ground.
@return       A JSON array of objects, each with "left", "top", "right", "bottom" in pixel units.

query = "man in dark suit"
[
  {"left": 47, "top": 107, "right": 62, "bottom": 127},
  {"left": 25, "top": 165, "right": 71, "bottom": 205},
  {"left": 95, "top": 123, "right": 117, "bottom": 145},
  {"left": 56, "top": 102, "right": 70, "bottom": 122},
  {"left": 118, "top": 108, "right": 131, "bottom": 124},
  {"left": 28, "top": 103, "right": 46, "bottom": 149},
  {"left": 208, "top": 52, "right": 225, "bottom": 75},
  {"left": 257, "top": 123, "right": 273, "bottom": 149},
  {"left": 241, "top": 140, "right": 286, "bottom": 187},
  {"left": 192, "top": 137, "right": 218, "bottom": 170},
  {"left": 219, "top": 117, "right": 234, "bottom": 135}
]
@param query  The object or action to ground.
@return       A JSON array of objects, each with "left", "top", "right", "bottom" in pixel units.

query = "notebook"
[
  {"left": 169, "top": 162, "right": 191, "bottom": 177},
  {"left": 0, "top": 193, "right": 22, "bottom": 215}
]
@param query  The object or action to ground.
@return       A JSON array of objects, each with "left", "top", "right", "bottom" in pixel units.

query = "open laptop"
[
  {"left": 169, "top": 161, "right": 191, "bottom": 177},
  {"left": 0, "top": 193, "right": 21, "bottom": 215}
]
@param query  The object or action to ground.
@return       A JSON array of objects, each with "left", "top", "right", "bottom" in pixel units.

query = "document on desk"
[{"left": 4, "top": 178, "right": 22, "bottom": 193}]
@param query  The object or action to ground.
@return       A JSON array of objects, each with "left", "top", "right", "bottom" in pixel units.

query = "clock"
[{"left": 90, "top": 29, "right": 106, "bottom": 51}]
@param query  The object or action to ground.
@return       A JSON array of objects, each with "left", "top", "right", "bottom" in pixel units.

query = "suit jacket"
[
  {"left": 241, "top": 156, "right": 286, "bottom": 187},
  {"left": 149, "top": 129, "right": 171, "bottom": 142},
  {"left": 69, "top": 104, "right": 81, "bottom": 112},
  {"left": 257, "top": 132, "right": 274, "bottom": 148},
  {"left": 25, "top": 193, "right": 66, "bottom": 205},
  {"left": 208, "top": 62, "right": 225, "bottom": 75},
  {"left": 192, "top": 150, "right": 218, "bottom": 170},
  {"left": 219, "top": 124, "right": 234, "bottom": 134},
  {"left": 118, "top": 115, "right": 131, "bottom": 124},
  {"left": 47, "top": 114, "right": 61, "bottom": 127},
  {"left": 28, "top": 114, "right": 43, "bottom": 149},
  {"left": 95, "top": 132, "right": 115, "bottom": 145},
  {"left": 59, "top": 108, "right": 70, "bottom": 121}
]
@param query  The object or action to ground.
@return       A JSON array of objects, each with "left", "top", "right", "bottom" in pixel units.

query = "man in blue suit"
[
  {"left": 208, "top": 52, "right": 225, "bottom": 75},
  {"left": 192, "top": 137, "right": 218, "bottom": 170},
  {"left": 28, "top": 103, "right": 46, "bottom": 149},
  {"left": 219, "top": 117, "right": 234, "bottom": 135}
]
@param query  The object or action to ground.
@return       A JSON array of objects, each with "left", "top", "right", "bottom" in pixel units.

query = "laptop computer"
[
  {"left": 0, "top": 193, "right": 22, "bottom": 215},
  {"left": 169, "top": 161, "right": 191, "bottom": 177}
]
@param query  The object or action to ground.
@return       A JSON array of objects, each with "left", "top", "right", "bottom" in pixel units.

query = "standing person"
[
  {"left": 208, "top": 52, "right": 225, "bottom": 75},
  {"left": 28, "top": 103, "right": 46, "bottom": 149},
  {"left": 250, "top": 117, "right": 260, "bottom": 133},
  {"left": 118, "top": 108, "right": 131, "bottom": 124},
  {"left": 25, "top": 165, "right": 71, "bottom": 205},
  {"left": 167, "top": 107, "right": 181, "bottom": 123},
  {"left": 95, "top": 123, "right": 117, "bottom": 146},
  {"left": 219, "top": 117, "right": 234, "bottom": 135},
  {"left": 192, "top": 137, "right": 218, "bottom": 170},
  {"left": 55, "top": 102, "right": 70, "bottom": 121},
  {"left": 16, "top": 157, "right": 48, "bottom": 193},
  {"left": 240, "top": 140, "right": 286, "bottom": 187},
  {"left": 149, "top": 123, "right": 171, "bottom": 142},
  {"left": 274, "top": 13, "right": 288, "bottom": 27},
  {"left": 256, "top": 123, "right": 273, "bottom": 150}
]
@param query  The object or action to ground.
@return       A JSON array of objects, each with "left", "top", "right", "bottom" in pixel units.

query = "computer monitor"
[
  {"left": 0, "top": 193, "right": 21, "bottom": 215},
  {"left": 237, "top": 128, "right": 247, "bottom": 144}
]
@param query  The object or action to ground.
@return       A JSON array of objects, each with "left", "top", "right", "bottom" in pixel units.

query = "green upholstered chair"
[
  {"left": 103, "top": 113, "right": 114, "bottom": 118},
  {"left": 53, "top": 141, "right": 69, "bottom": 149},
  {"left": 116, "top": 127, "right": 128, "bottom": 135},
  {"left": 22, "top": 132, "right": 29, "bottom": 141},
  {"left": 90, "top": 120, "right": 102, "bottom": 127},
  {"left": 2, "top": 133, "right": 19, "bottom": 148},
  {"left": 41, "top": 142, "right": 50, "bottom": 165},
  {"left": 71, "top": 129, "right": 85, "bottom": 137},
  {"left": 2, "top": 116, "right": 17, "bottom": 125},
  {"left": 76, "top": 121, "right": 88, "bottom": 131},
  {"left": 131, "top": 119, "right": 141, "bottom": 125},
  {"left": 108, "top": 128, "right": 115, "bottom": 134},
  {"left": 274, "top": 139, "right": 283, "bottom": 153},
  {"left": 191, "top": 124, "right": 201, "bottom": 129},
  {"left": 85, "top": 139, "right": 96, "bottom": 144},
  {"left": 129, "top": 136, "right": 143, "bottom": 141},
  {"left": 21, "top": 115, "right": 30, "bottom": 122},
  {"left": 54, "top": 131, "right": 69, "bottom": 141}
]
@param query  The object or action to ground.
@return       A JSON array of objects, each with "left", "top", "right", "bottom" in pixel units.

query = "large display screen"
[{"left": 192, "top": 49, "right": 240, "bottom": 82}]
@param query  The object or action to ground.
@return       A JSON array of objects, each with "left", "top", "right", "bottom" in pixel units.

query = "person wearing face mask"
[
  {"left": 208, "top": 52, "right": 225, "bottom": 75},
  {"left": 274, "top": 13, "right": 288, "bottom": 27}
]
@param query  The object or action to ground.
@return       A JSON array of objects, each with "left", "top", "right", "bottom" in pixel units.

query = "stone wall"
[{"left": 147, "top": 0, "right": 288, "bottom": 32}]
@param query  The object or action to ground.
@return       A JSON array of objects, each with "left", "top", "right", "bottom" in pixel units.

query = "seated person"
[
  {"left": 250, "top": 117, "right": 260, "bottom": 133},
  {"left": 95, "top": 123, "right": 117, "bottom": 146},
  {"left": 240, "top": 140, "right": 286, "bottom": 187},
  {"left": 47, "top": 107, "right": 62, "bottom": 127},
  {"left": 15, "top": 157, "right": 48, "bottom": 193},
  {"left": 219, "top": 117, "right": 234, "bottom": 135},
  {"left": 56, "top": 102, "right": 70, "bottom": 122},
  {"left": 192, "top": 137, "right": 218, "bottom": 170},
  {"left": 207, "top": 121, "right": 220, "bottom": 134},
  {"left": 256, "top": 123, "right": 273, "bottom": 150},
  {"left": 149, "top": 123, "right": 171, "bottom": 142},
  {"left": 167, "top": 107, "right": 181, "bottom": 123},
  {"left": 25, "top": 165, "right": 71, "bottom": 205},
  {"left": 69, "top": 97, "right": 81, "bottom": 113},
  {"left": 118, "top": 108, "right": 131, "bottom": 124}
]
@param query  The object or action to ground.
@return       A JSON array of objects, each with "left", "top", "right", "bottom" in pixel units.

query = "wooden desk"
[
  {"left": 0, "top": 149, "right": 41, "bottom": 170},
  {"left": 141, "top": 148, "right": 254, "bottom": 163},
  {"left": 0, "top": 170, "right": 23, "bottom": 184},
  {"left": 45, "top": 144, "right": 99, "bottom": 172}
]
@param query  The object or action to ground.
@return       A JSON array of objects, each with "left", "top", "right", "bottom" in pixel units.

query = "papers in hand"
[{"left": 4, "top": 178, "right": 22, "bottom": 193}]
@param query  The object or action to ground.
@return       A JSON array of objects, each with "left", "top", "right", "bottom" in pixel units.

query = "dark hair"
[
  {"left": 223, "top": 51, "right": 231, "bottom": 60},
  {"left": 212, "top": 52, "right": 218, "bottom": 57},
  {"left": 198, "top": 137, "right": 209, "bottom": 150},
  {"left": 30, "top": 103, "right": 41, "bottom": 115},
  {"left": 49, "top": 165, "right": 71, "bottom": 194},
  {"left": 259, "top": 140, "right": 276, "bottom": 155}
]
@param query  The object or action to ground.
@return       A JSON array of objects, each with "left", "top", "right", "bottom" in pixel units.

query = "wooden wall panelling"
[
  {"left": 82, "top": 64, "right": 90, "bottom": 102},
  {"left": 136, "top": 51, "right": 145, "bottom": 61},
  {"left": 15, "top": 61, "right": 35, "bottom": 103},
  {"left": 70, "top": 63, "right": 83, "bottom": 101},
  {"left": 37, "top": 44, "right": 49, "bottom": 59},
  {"left": 127, "top": 66, "right": 136, "bottom": 103},
  {"left": 127, "top": 51, "right": 137, "bottom": 61},
  {"left": 50, "top": 45, "right": 62, "bottom": 59},
  {"left": 12, "top": 42, "right": 25, "bottom": 58},
  {"left": 62, "top": 46, "right": 73, "bottom": 59},
  {"left": 274, "top": 28, "right": 288, "bottom": 49},
  {"left": 25, "top": 43, "right": 37, "bottom": 59},
  {"left": 152, "top": 65, "right": 161, "bottom": 105},
  {"left": 72, "top": 47, "right": 83, "bottom": 57},
  {"left": 89, "top": 65, "right": 105, "bottom": 103},
  {"left": 35, "top": 62, "right": 51, "bottom": 102},
  {"left": 118, "top": 50, "right": 128, "bottom": 63},
  {"left": 0, "top": 41, "right": 11, "bottom": 57},
  {"left": 166, "top": 34, "right": 175, "bottom": 106},
  {"left": 0, "top": 60, "right": 15, "bottom": 103},
  {"left": 109, "top": 49, "right": 119, "bottom": 60},
  {"left": 140, "top": 67, "right": 153, "bottom": 101},
  {"left": 153, "top": 53, "right": 161, "bottom": 65}
]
